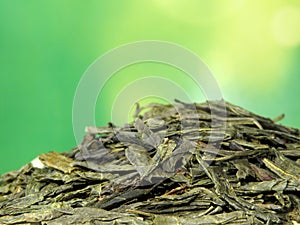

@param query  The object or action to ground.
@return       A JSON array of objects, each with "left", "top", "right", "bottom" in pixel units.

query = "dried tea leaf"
[
  {"left": 1, "top": 100, "right": 299, "bottom": 224},
  {"left": 134, "top": 118, "right": 163, "bottom": 148},
  {"left": 39, "top": 152, "right": 76, "bottom": 173},
  {"left": 125, "top": 144, "right": 151, "bottom": 176}
]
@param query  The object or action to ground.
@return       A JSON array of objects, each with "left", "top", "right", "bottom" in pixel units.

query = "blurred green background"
[{"left": 1, "top": 0, "right": 300, "bottom": 175}]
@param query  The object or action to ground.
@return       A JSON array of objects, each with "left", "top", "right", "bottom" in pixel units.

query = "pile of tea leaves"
[{"left": 1, "top": 100, "right": 300, "bottom": 225}]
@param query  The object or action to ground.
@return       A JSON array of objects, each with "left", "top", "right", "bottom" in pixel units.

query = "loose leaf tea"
[{"left": 0, "top": 100, "right": 300, "bottom": 225}]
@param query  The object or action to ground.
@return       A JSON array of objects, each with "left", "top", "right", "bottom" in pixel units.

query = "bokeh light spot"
[{"left": 272, "top": 6, "right": 300, "bottom": 47}]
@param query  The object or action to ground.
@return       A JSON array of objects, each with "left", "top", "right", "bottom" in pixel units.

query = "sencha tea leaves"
[{"left": 0, "top": 100, "right": 299, "bottom": 225}]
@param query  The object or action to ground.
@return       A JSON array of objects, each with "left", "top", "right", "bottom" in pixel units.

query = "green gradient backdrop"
[{"left": 1, "top": 0, "right": 300, "bottom": 175}]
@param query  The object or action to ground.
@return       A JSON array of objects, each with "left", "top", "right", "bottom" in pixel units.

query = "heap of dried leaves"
[{"left": 0, "top": 100, "right": 300, "bottom": 225}]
